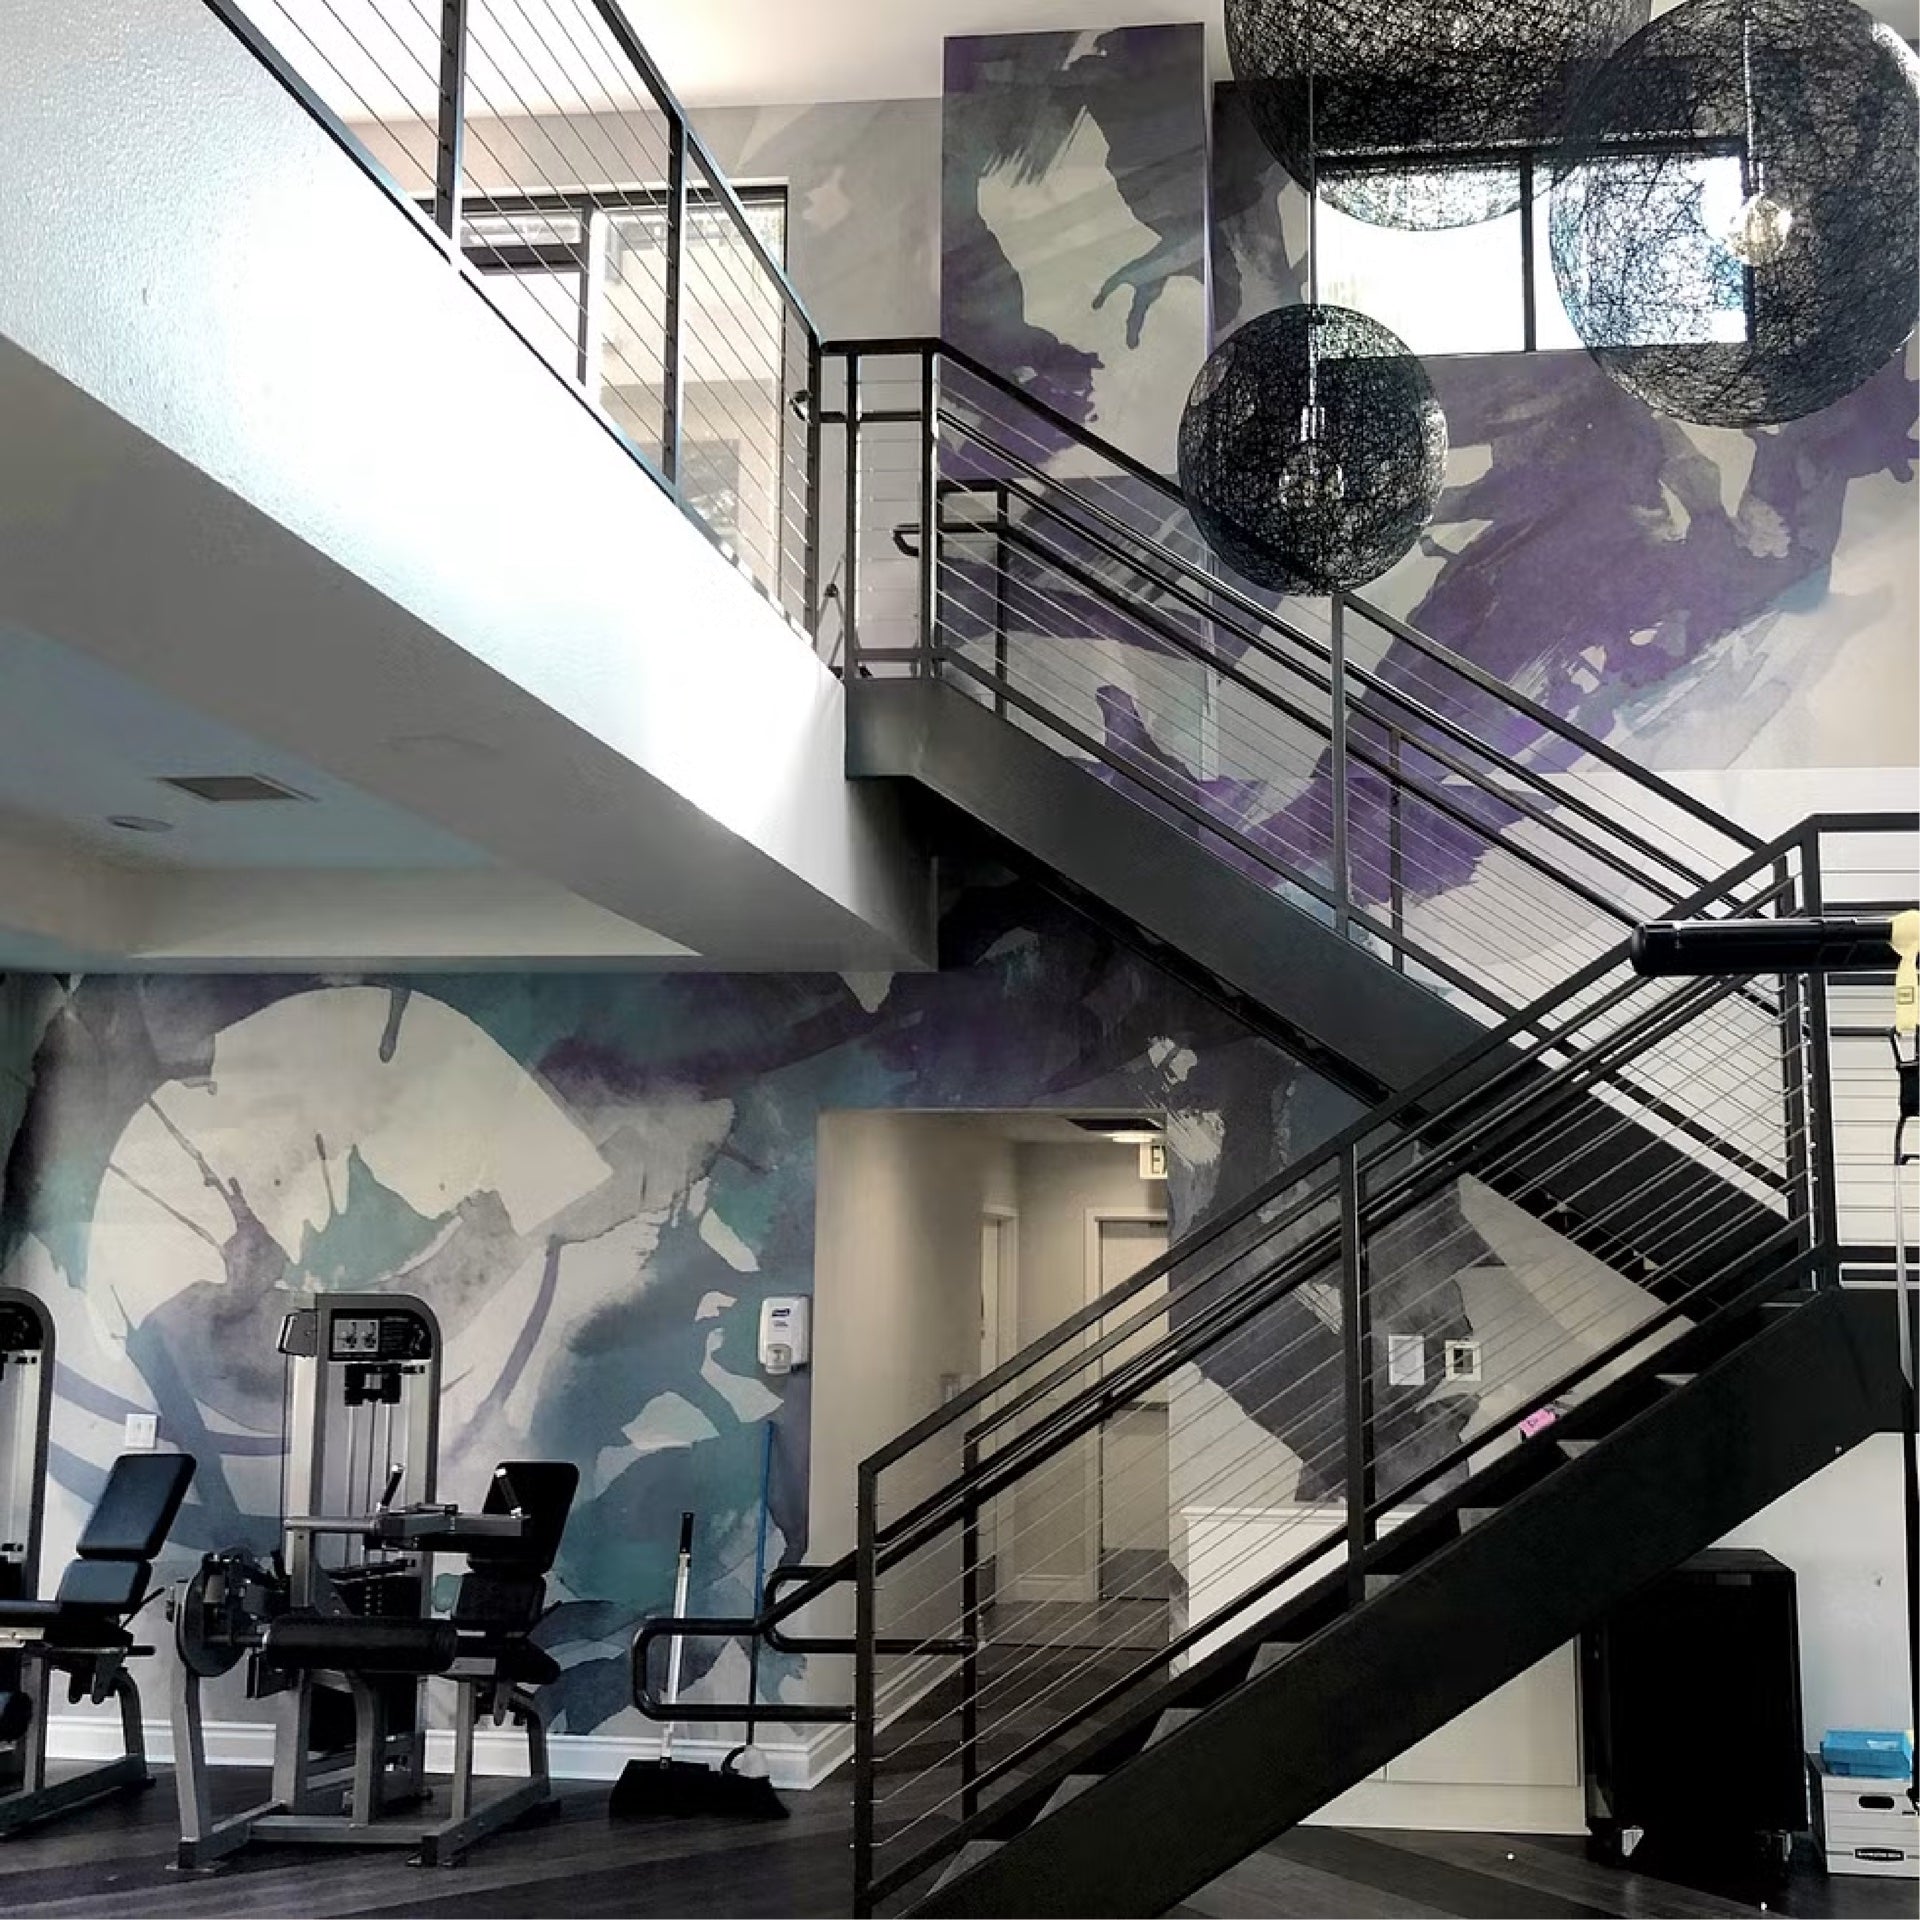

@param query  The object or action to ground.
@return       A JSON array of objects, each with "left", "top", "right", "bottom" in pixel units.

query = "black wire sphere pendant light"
[
  {"left": 1225, "top": 0, "right": 1650, "bottom": 228},
  {"left": 1551, "top": 0, "right": 1920, "bottom": 428},
  {"left": 1177, "top": 305, "right": 1448, "bottom": 593}
]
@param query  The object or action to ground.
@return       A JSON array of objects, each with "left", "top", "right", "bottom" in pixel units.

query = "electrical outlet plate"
[
  {"left": 1443, "top": 1339, "right": 1483, "bottom": 1384},
  {"left": 123, "top": 1412, "right": 158, "bottom": 1450}
]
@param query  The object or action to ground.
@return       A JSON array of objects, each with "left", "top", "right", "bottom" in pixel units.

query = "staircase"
[
  {"left": 812, "top": 352, "right": 1917, "bottom": 1912},
  {"left": 835, "top": 812, "right": 1909, "bottom": 1915},
  {"left": 909, "top": 1286, "right": 1899, "bottom": 1916},
  {"left": 827, "top": 343, "right": 1812, "bottom": 1311},
  {"left": 165, "top": 7, "right": 1916, "bottom": 1914}
]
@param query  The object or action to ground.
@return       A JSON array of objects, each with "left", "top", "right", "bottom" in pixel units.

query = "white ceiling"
[
  {"left": 274, "top": 0, "right": 1920, "bottom": 126},
  {"left": 0, "top": 621, "right": 701, "bottom": 969},
  {"left": 620, "top": 2, "right": 1232, "bottom": 108},
  {"left": 0, "top": 620, "right": 492, "bottom": 872},
  {"left": 609, "top": 0, "right": 1919, "bottom": 109}
]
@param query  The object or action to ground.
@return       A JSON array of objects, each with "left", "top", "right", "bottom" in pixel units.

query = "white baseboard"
[
  {"left": 51, "top": 1705, "right": 1581, "bottom": 1830},
  {"left": 1306, "top": 1778, "right": 1586, "bottom": 1835},
  {"left": 47, "top": 1714, "right": 830, "bottom": 1793},
  {"left": 47, "top": 1652, "right": 959, "bottom": 1797},
  {"left": 1003, "top": 1575, "right": 1094, "bottom": 1605}
]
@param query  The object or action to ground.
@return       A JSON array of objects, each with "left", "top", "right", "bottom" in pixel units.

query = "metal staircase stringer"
[{"left": 913, "top": 1288, "right": 1901, "bottom": 1919}]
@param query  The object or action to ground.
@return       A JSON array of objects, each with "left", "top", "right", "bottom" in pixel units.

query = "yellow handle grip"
[{"left": 1893, "top": 907, "right": 1919, "bottom": 1038}]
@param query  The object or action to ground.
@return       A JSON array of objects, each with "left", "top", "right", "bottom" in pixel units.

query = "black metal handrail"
[
  {"left": 848, "top": 816, "right": 1909, "bottom": 1909},
  {"left": 861, "top": 1238, "right": 1822, "bottom": 1910},
  {"left": 866, "top": 816, "right": 1804, "bottom": 1482},
  {"left": 941, "top": 461, "right": 1712, "bottom": 916},
  {"left": 201, "top": 0, "right": 823, "bottom": 630},
  {"left": 933, "top": 459, "right": 1721, "bottom": 899},
  {"left": 821, "top": 334, "right": 1761, "bottom": 863}
]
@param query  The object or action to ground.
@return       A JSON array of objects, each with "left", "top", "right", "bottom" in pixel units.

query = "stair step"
[
  {"left": 1040, "top": 1773, "right": 1101, "bottom": 1821},
  {"left": 1145, "top": 1707, "right": 1199, "bottom": 1750},
  {"left": 1364, "top": 1573, "right": 1398, "bottom": 1598},
  {"left": 1248, "top": 1640, "right": 1298, "bottom": 1677},
  {"left": 1558, "top": 1438, "right": 1599, "bottom": 1460},
  {"left": 1458, "top": 1506, "right": 1499, "bottom": 1531},
  {"left": 1655, "top": 1372, "right": 1697, "bottom": 1389},
  {"left": 934, "top": 1840, "right": 1004, "bottom": 1892}
]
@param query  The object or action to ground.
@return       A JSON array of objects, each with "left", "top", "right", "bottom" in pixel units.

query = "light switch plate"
[{"left": 123, "top": 1412, "right": 158, "bottom": 1450}]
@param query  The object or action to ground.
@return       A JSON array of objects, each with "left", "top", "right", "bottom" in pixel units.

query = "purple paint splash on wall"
[{"left": 942, "top": 24, "right": 1210, "bottom": 470}]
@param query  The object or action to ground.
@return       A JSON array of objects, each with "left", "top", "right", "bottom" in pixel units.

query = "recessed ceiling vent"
[{"left": 157, "top": 773, "right": 314, "bottom": 803}]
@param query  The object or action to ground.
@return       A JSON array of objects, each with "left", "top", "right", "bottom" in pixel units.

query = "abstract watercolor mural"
[
  {"left": 0, "top": 876, "right": 1363, "bottom": 1736},
  {"left": 1206, "top": 82, "right": 1920, "bottom": 783},
  {"left": 942, "top": 25, "right": 1211, "bottom": 471},
  {"left": 976, "top": 79, "right": 1919, "bottom": 942}
]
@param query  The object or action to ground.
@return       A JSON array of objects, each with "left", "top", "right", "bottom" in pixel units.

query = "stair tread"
[
  {"left": 1558, "top": 1438, "right": 1600, "bottom": 1458},
  {"left": 1458, "top": 1506, "right": 1499, "bottom": 1530},
  {"left": 1145, "top": 1708, "right": 1199, "bottom": 1749},
  {"left": 1364, "top": 1573, "right": 1398, "bottom": 1597},
  {"left": 1040, "top": 1773, "right": 1101, "bottom": 1820},
  {"left": 1656, "top": 1372, "right": 1697, "bottom": 1387},
  {"left": 934, "top": 1839, "right": 1004, "bottom": 1891},
  {"left": 1248, "top": 1640, "right": 1298, "bottom": 1676}
]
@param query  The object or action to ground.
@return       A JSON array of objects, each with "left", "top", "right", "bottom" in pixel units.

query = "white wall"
[
  {"left": 1718, "top": 1433, "right": 1913, "bottom": 1737},
  {"left": 800, "top": 1112, "right": 1015, "bottom": 1707},
  {"left": 1013, "top": 1141, "right": 1165, "bottom": 1344},
  {"left": 0, "top": 0, "right": 932, "bottom": 973}
]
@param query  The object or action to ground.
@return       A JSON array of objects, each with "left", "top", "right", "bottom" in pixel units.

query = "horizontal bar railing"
[
  {"left": 202, "top": 0, "right": 822, "bottom": 635},
  {"left": 847, "top": 818, "right": 1907, "bottom": 1909},
  {"left": 860, "top": 1233, "right": 1824, "bottom": 1912},
  {"left": 867, "top": 817, "right": 1808, "bottom": 1486},
  {"left": 824, "top": 342, "right": 1765, "bottom": 1066},
  {"left": 825, "top": 335, "right": 1761, "bottom": 857}
]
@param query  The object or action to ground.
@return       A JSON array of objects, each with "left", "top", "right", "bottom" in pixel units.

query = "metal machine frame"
[
  {"left": 2, "top": 1297, "right": 195, "bottom": 1838},
  {"left": 172, "top": 1291, "right": 561, "bottom": 1869},
  {"left": 0, "top": 1290, "right": 52, "bottom": 1629},
  {"left": 0, "top": 1288, "right": 64, "bottom": 1822}
]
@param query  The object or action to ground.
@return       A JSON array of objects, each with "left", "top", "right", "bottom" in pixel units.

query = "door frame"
[
  {"left": 1082, "top": 1207, "right": 1171, "bottom": 1316},
  {"left": 1084, "top": 1208, "right": 1171, "bottom": 1598},
  {"left": 978, "top": 1206, "right": 1019, "bottom": 1594}
]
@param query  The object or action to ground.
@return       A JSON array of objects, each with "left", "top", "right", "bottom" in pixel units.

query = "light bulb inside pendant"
[
  {"left": 1278, "top": 402, "right": 1347, "bottom": 510},
  {"left": 1723, "top": 188, "right": 1796, "bottom": 266}
]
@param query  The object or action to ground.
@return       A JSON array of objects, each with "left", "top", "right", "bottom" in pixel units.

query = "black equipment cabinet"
[{"left": 1582, "top": 1548, "right": 1806, "bottom": 1869}]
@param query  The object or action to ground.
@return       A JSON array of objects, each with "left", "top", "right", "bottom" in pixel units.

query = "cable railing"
[
  {"left": 204, "top": 0, "right": 822, "bottom": 633},
  {"left": 844, "top": 814, "right": 1910, "bottom": 1911},
  {"left": 821, "top": 339, "right": 1763, "bottom": 1031},
  {"left": 623, "top": 818, "right": 1908, "bottom": 1914}
]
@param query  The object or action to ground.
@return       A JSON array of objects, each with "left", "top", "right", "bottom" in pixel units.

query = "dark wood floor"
[{"left": 0, "top": 1768, "right": 1911, "bottom": 1919}]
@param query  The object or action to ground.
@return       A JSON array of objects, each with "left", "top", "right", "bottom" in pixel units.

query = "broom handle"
[
  {"left": 662, "top": 1510, "right": 694, "bottom": 1763},
  {"left": 744, "top": 1423, "right": 774, "bottom": 1745}
]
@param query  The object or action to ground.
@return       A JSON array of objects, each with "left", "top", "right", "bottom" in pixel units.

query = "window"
[
  {"left": 1318, "top": 165, "right": 1532, "bottom": 355},
  {"left": 452, "top": 187, "right": 791, "bottom": 570},
  {"left": 1313, "top": 151, "right": 1750, "bottom": 358}
]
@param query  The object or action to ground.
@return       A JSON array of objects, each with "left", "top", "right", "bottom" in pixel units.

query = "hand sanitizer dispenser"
[{"left": 758, "top": 1297, "right": 811, "bottom": 1375}]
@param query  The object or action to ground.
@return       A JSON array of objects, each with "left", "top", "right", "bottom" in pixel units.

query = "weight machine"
[
  {"left": 0, "top": 1291, "right": 52, "bottom": 1644},
  {"left": 0, "top": 1287, "right": 198, "bottom": 1837},
  {"left": 170, "top": 1292, "right": 578, "bottom": 1868}
]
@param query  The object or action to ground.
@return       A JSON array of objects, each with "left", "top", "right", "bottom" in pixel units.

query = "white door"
[{"left": 1095, "top": 1216, "right": 1170, "bottom": 1598}]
